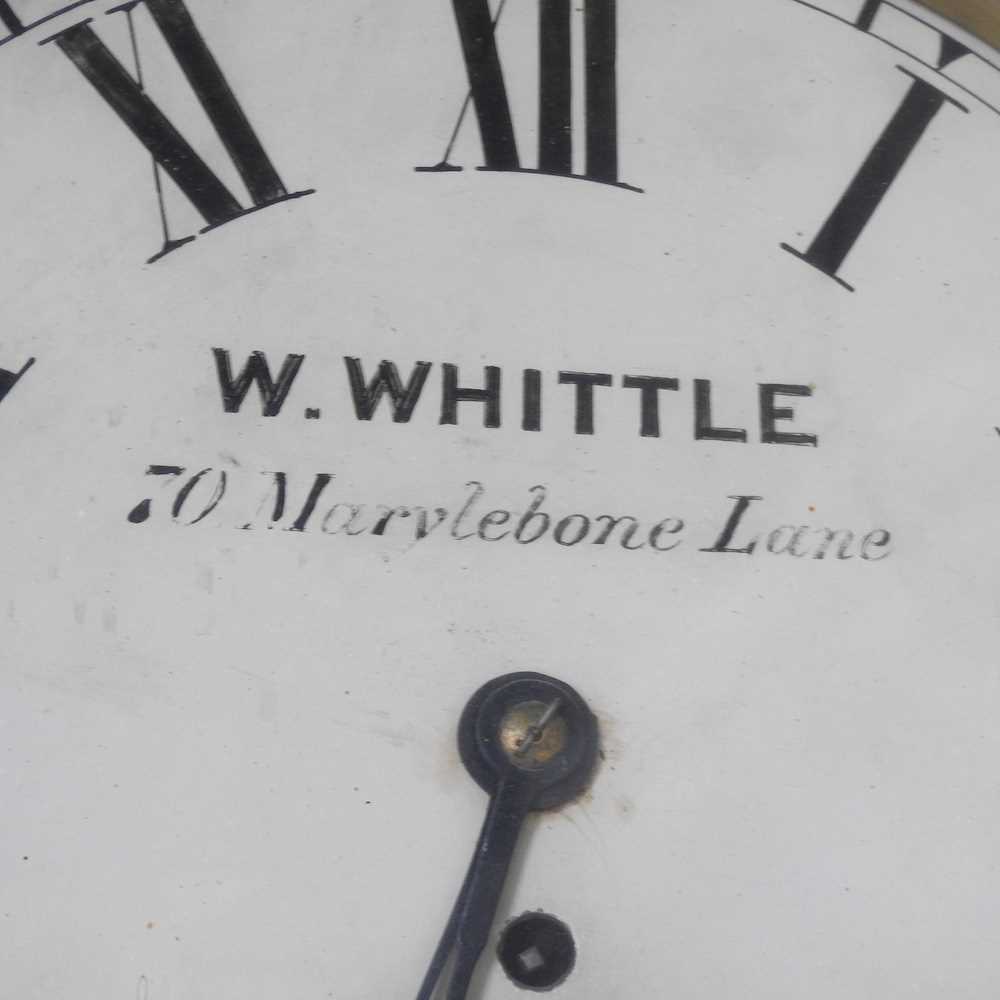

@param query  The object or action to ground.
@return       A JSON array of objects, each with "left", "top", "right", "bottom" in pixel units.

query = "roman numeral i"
[
  {"left": 41, "top": 0, "right": 313, "bottom": 263},
  {"left": 782, "top": 7, "right": 970, "bottom": 291}
]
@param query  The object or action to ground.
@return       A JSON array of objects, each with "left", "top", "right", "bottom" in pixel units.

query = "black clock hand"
[
  {"left": 415, "top": 673, "right": 598, "bottom": 1000},
  {"left": 415, "top": 769, "right": 531, "bottom": 1000},
  {"left": 440, "top": 768, "right": 536, "bottom": 1000}
]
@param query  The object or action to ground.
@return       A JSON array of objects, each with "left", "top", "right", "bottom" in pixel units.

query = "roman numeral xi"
[
  {"left": 40, "top": 0, "right": 313, "bottom": 263},
  {"left": 419, "top": 0, "right": 641, "bottom": 193}
]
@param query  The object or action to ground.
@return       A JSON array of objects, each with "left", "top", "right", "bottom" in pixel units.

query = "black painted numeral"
[
  {"left": 419, "top": 0, "right": 639, "bottom": 191},
  {"left": 0, "top": 1, "right": 96, "bottom": 47},
  {"left": 0, "top": 357, "right": 34, "bottom": 407},
  {"left": 0, "top": 0, "right": 24, "bottom": 34},
  {"left": 41, "top": 0, "right": 313, "bottom": 262},
  {"left": 127, "top": 464, "right": 228, "bottom": 525},
  {"left": 783, "top": 40, "right": 970, "bottom": 290}
]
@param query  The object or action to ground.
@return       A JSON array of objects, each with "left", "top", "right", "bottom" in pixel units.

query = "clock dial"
[{"left": 3, "top": 1, "right": 1000, "bottom": 997}]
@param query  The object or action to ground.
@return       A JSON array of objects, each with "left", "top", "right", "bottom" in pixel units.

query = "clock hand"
[
  {"left": 414, "top": 753, "right": 534, "bottom": 1000},
  {"left": 446, "top": 698, "right": 568, "bottom": 999},
  {"left": 415, "top": 673, "right": 598, "bottom": 1000}
]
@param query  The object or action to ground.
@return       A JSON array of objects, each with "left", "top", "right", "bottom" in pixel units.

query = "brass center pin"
[{"left": 500, "top": 697, "right": 567, "bottom": 768}]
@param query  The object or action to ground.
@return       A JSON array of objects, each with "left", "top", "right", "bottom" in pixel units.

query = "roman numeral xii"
[{"left": 420, "top": 0, "right": 640, "bottom": 192}]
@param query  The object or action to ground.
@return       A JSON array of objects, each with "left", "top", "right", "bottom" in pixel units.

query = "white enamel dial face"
[{"left": 2, "top": 1, "right": 1000, "bottom": 997}]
